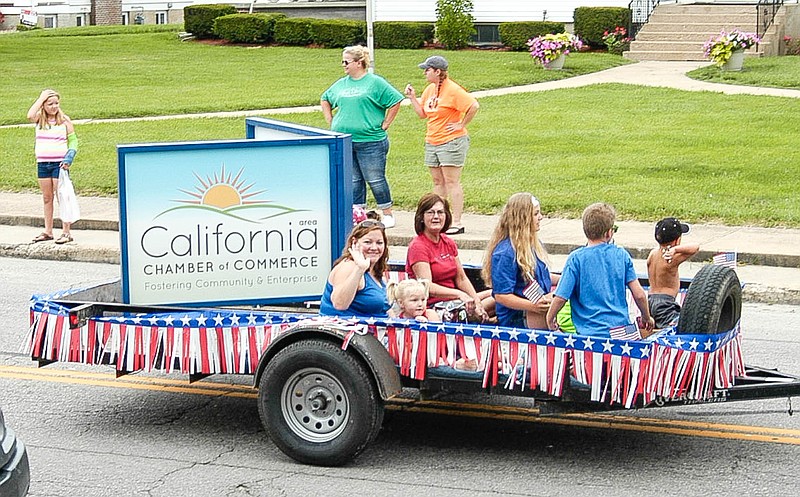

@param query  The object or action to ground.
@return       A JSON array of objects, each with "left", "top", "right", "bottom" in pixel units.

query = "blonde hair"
[
  {"left": 482, "top": 192, "right": 550, "bottom": 284},
  {"left": 387, "top": 278, "right": 430, "bottom": 306},
  {"left": 36, "top": 90, "right": 67, "bottom": 129},
  {"left": 343, "top": 45, "right": 370, "bottom": 70}
]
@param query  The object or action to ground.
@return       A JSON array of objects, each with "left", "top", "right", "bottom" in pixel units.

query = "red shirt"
[{"left": 405, "top": 234, "right": 460, "bottom": 305}]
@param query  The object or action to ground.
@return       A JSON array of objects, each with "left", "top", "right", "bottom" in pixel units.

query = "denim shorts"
[
  {"left": 424, "top": 135, "right": 470, "bottom": 167},
  {"left": 37, "top": 161, "right": 62, "bottom": 179}
]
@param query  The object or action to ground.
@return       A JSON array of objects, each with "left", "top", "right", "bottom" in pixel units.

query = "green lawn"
[
  {"left": 3, "top": 28, "right": 799, "bottom": 227},
  {"left": 0, "top": 29, "right": 629, "bottom": 125},
  {"left": 688, "top": 55, "right": 800, "bottom": 89},
  {"left": 3, "top": 84, "right": 798, "bottom": 227}
]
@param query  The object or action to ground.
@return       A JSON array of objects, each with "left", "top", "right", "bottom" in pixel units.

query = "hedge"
[
  {"left": 375, "top": 21, "right": 434, "bottom": 49},
  {"left": 573, "top": 7, "right": 631, "bottom": 47},
  {"left": 213, "top": 13, "right": 286, "bottom": 44},
  {"left": 308, "top": 19, "right": 365, "bottom": 48},
  {"left": 184, "top": 4, "right": 237, "bottom": 40},
  {"left": 274, "top": 17, "right": 314, "bottom": 46},
  {"left": 498, "top": 21, "right": 566, "bottom": 51}
]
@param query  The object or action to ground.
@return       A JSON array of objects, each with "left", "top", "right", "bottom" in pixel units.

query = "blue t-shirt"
[
  {"left": 491, "top": 238, "right": 551, "bottom": 328},
  {"left": 319, "top": 273, "right": 390, "bottom": 317},
  {"left": 554, "top": 243, "right": 637, "bottom": 337}
]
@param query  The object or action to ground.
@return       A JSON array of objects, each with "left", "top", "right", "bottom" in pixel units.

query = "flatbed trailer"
[{"left": 25, "top": 263, "right": 800, "bottom": 466}]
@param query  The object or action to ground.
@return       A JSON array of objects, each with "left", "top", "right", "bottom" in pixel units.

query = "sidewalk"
[
  {"left": 3, "top": 61, "right": 800, "bottom": 303},
  {"left": 2, "top": 191, "right": 800, "bottom": 305}
]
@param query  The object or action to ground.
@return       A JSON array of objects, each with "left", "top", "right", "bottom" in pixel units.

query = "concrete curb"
[{"left": 0, "top": 242, "right": 120, "bottom": 265}]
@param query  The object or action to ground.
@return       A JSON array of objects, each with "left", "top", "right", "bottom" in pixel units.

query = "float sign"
[{"left": 118, "top": 121, "right": 352, "bottom": 306}]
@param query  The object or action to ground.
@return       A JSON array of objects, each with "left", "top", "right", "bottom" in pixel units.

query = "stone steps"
[{"left": 625, "top": 3, "right": 766, "bottom": 62}]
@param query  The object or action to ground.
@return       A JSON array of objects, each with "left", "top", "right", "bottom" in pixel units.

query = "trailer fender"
[{"left": 253, "top": 325, "right": 402, "bottom": 400}]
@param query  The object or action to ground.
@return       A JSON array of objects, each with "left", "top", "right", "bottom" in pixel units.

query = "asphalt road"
[{"left": 2, "top": 257, "right": 800, "bottom": 496}]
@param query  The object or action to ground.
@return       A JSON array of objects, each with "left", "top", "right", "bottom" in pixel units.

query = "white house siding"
[{"left": 375, "top": 0, "right": 631, "bottom": 23}]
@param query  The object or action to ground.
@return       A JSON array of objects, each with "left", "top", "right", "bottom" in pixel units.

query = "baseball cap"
[
  {"left": 655, "top": 217, "right": 690, "bottom": 244},
  {"left": 418, "top": 55, "right": 448, "bottom": 70}
]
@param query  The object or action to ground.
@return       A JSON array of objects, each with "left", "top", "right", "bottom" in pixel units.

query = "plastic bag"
[{"left": 58, "top": 168, "right": 81, "bottom": 223}]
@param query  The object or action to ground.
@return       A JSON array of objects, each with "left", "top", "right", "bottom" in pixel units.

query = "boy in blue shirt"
[{"left": 546, "top": 203, "right": 654, "bottom": 338}]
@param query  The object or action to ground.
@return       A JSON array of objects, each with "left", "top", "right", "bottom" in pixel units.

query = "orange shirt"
[{"left": 420, "top": 78, "right": 477, "bottom": 146}]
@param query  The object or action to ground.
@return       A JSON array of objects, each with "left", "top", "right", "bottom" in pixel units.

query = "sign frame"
[{"left": 117, "top": 119, "right": 352, "bottom": 307}]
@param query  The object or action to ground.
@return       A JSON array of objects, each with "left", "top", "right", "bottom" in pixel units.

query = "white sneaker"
[{"left": 382, "top": 215, "right": 396, "bottom": 228}]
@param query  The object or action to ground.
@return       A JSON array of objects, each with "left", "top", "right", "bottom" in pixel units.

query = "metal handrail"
[
  {"left": 757, "top": 0, "right": 784, "bottom": 39},
  {"left": 628, "top": 0, "right": 660, "bottom": 39}
]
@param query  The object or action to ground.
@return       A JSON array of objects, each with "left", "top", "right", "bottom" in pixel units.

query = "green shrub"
[
  {"left": 213, "top": 13, "right": 285, "bottom": 44},
  {"left": 12, "top": 24, "right": 180, "bottom": 37},
  {"left": 435, "top": 0, "right": 476, "bottom": 50},
  {"left": 309, "top": 19, "right": 365, "bottom": 48},
  {"left": 274, "top": 17, "right": 314, "bottom": 46},
  {"left": 15, "top": 23, "right": 40, "bottom": 32},
  {"left": 574, "top": 7, "right": 631, "bottom": 47},
  {"left": 498, "top": 21, "right": 566, "bottom": 51},
  {"left": 375, "top": 21, "right": 434, "bottom": 49},
  {"left": 184, "top": 4, "right": 237, "bottom": 40}
]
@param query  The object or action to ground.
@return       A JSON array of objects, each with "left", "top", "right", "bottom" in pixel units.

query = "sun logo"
[
  {"left": 179, "top": 166, "right": 263, "bottom": 209},
  {"left": 155, "top": 165, "right": 305, "bottom": 223}
]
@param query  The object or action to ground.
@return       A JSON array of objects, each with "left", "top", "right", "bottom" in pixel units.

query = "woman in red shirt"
[{"left": 405, "top": 193, "right": 492, "bottom": 322}]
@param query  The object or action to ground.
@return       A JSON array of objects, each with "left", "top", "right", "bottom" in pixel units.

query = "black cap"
[{"left": 655, "top": 217, "right": 690, "bottom": 244}]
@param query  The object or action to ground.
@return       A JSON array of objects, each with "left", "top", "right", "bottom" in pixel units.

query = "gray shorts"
[
  {"left": 424, "top": 135, "right": 470, "bottom": 167},
  {"left": 648, "top": 293, "right": 681, "bottom": 329}
]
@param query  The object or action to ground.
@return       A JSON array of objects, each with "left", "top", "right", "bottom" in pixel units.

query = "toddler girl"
[{"left": 387, "top": 279, "right": 440, "bottom": 322}]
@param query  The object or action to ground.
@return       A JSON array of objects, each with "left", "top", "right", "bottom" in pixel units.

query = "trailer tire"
[
  {"left": 257, "top": 338, "right": 383, "bottom": 466},
  {"left": 677, "top": 264, "right": 741, "bottom": 335}
]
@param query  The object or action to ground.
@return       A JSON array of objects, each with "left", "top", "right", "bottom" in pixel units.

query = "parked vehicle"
[
  {"left": 24, "top": 263, "right": 800, "bottom": 466},
  {"left": 0, "top": 405, "right": 30, "bottom": 497}
]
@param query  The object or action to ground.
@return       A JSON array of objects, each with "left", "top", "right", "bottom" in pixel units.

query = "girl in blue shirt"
[{"left": 482, "top": 193, "right": 558, "bottom": 329}]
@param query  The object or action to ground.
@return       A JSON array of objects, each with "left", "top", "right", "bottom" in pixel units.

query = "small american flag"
[
  {"left": 713, "top": 252, "right": 737, "bottom": 269},
  {"left": 609, "top": 323, "right": 642, "bottom": 341},
  {"left": 523, "top": 280, "right": 545, "bottom": 303}
]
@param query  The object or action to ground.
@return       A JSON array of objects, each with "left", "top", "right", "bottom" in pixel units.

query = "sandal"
[
  {"left": 445, "top": 226, "right": 465, "bottom": 235},
  {"left": 54, "top": 233, "right": 74, "bottom": 245},
  {"left": 32, "top": 233, "right": 53, "bottom": 243}
]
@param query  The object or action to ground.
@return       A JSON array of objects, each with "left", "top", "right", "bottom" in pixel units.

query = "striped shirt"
[{"left": 35, "top": 123, "right": 68, "bottom": 162}]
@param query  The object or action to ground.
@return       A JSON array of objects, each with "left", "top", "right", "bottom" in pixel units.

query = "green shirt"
[{"left": 321, "top": 73, "right": 404, "bottom": 143}]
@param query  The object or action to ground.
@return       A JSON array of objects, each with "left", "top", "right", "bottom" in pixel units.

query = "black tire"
[
  {"left": 257, "top": 338, "right": 383, "bottom": 466},
  {"left": 677, "top": 264, "right": 742, "bottom": 335}
]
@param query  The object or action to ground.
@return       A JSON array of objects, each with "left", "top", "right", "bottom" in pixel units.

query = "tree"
[{"left": 435, "top": 0, "right": 475, "bottom": 50}]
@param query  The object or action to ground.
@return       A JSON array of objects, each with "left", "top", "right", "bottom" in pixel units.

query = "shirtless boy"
[{"left": 646, "top": 217, "right": 700, "bottom": 328}]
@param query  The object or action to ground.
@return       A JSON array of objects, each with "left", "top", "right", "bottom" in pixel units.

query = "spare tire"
[{"left": 677, "top": 264, "right": 742, "bottom": 335}]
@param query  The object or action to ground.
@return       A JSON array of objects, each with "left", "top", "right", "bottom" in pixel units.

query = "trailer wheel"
[
  {"left": 677, "top": 264, "right": 741, "bottom": 335},
  {"left": 257, "top": 338, "right": 383, "bottom": 466}
]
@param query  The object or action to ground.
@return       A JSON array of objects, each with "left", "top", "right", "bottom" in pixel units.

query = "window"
[
  {"left": 121, "top": 12, "right": 129, "bottom": 25},
  {"left": 76, "top": 15, "right": 84, "bottom": 27},
  {"left": 155, "top": 12, "right": 166, "bottom": 24},
  {"left": 471, "top": 24, "right": 500, "bottom": 45},
  {"left": 44, "top": 16, "right": 56, "bottom": 29}
]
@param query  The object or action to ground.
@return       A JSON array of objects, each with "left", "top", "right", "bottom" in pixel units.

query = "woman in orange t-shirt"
[{"left": 405, "top": 56, "right": 479, "bottom": 236}]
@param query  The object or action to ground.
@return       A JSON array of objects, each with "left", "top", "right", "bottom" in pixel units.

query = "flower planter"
[
  {"left": 545, "top": 53, "right": 566, "bottom": 70},
  {"left": 722, "top": 49, "right": 745, "bottom": 71}
]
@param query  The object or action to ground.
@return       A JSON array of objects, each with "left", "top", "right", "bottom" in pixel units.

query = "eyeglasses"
[
  {"left": 342, "top": 60, "right": 356, "bottom": 66},
  {"left": 612, "top": 225, "right": 619, "bottom": 233},
  {"left": 359, "top": 219, "right": 385, "bottom": 229},
  {"left": 424, "top": 209, "right": 446, "bottom": 217}
]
